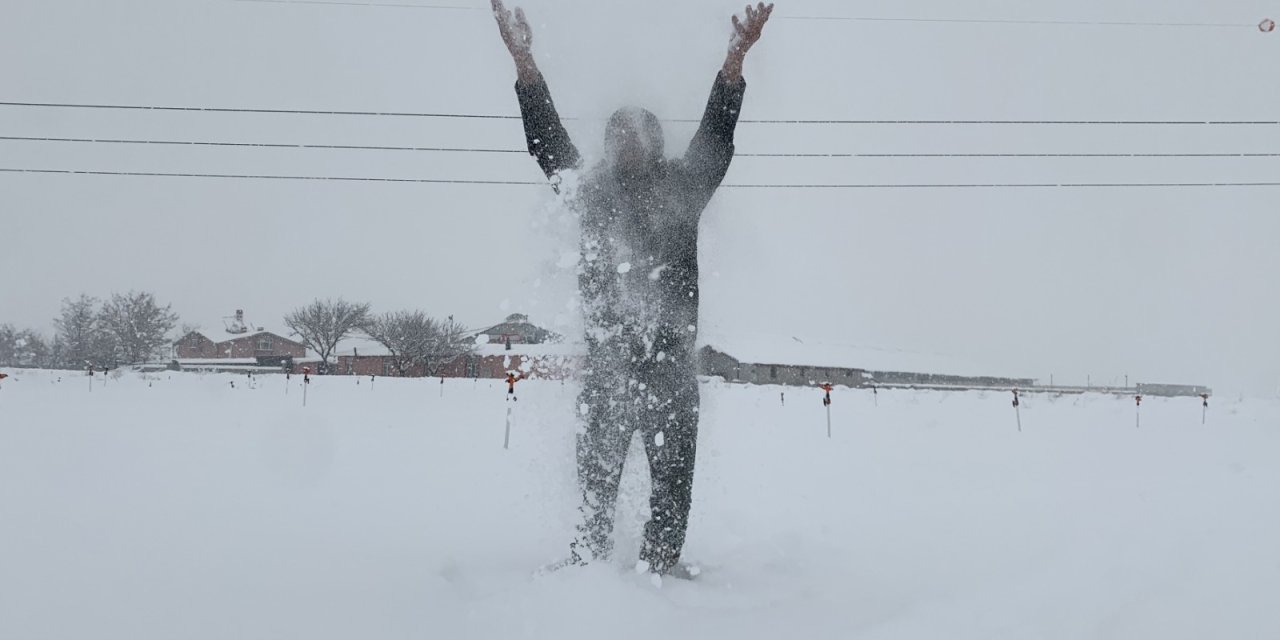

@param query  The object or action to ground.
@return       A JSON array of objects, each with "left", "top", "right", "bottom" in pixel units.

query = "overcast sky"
[{"left": 3, "top": 0, "right": 1278, "bottom": 395}]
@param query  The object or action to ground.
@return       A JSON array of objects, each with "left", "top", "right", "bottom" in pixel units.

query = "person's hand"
[
  {"left": 492, "top": 0, "right": 535, "bottom": 69},
  {"left": 724, "top": 3, "right": 774, "bottom": 80},
  {"left": 730, "top": 2, "right": 774, "bottom": 56}
]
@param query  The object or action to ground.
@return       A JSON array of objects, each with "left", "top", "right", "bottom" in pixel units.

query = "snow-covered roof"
[
  {"left": 332, "top": 336, "right": 394, "bottom": 358},
  {"left": 473, "top": 343, "right": 584, "bottom": 358},
  {"left": 474, "top": 318, "right": 557, "bottom": 343},
  {"left": 223, "top": 330, "right": 303, "bottom": 345},
  {"left": 328, "top": 337, "right": 583, "bottom": 359},
  {"left": 176, "top": 358, "right": 261, "bottom": 366},
  {"left": 188, "top": 326, "right": 299, "bottom": 344},
  {"left": 701, "top": 332, "right": 1029, "bottom": 379},
  {"left": 185, "top": 312, "right": 296, "bottom": 346}
]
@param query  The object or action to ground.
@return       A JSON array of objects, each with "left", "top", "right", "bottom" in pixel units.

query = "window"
[
  {"left": 256, "top": 337, "right": 273, "bottom": 352},
  {"left": 769, "top": 365, "right": 777, "bottom": 380}
]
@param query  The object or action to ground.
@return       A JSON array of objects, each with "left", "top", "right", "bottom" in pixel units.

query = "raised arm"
[
  {"left": 722, "top": 3, "right": 773, "bottom": 83},
  {"left": 684, "top": 3, "right": 773, "bottom": 191},
  {"left": 492, "top": 0, "right": 580, "bottom": 180}
]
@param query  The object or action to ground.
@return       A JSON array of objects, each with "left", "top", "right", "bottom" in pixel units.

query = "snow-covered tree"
[
  {"left": 97, "top": 291, "right": 180, "bottom": 365},
  {"left": 53, "top": 295, "right": 113, "bottom": 368},
  {"left": 0, "top": 325, "right": 51, "bottom": 368},
  {"left": 363, "top": 312, "right": 476, "bottom": 377},
  {"left": 284, "top": 299, "right": 371, "bottom": 373},
  {"left": 430, "top": 316, "right": 476, "bottom": 376}
]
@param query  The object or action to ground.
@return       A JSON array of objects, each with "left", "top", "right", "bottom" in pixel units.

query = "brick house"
[
  {"left": 475, "top": 313, "right": 558, "bottom": 346},
  {"left": 295, "top": 342, "right": 582, "bottom": 380},
  {"left": 333, "top": 339, "right": 426, "bottom": 377},
  {"left": 176, "top": 332, "right": 221, "bottom": 359},
  {"left": 698, "top": 340, "right": 1037, "bottom": 390},
  {"left": 438, "top": 343, "right": 583, "bottom": 380},
  {"left": 291, "top": 338, "right": 430, "bottom": 378},
  {"left": 174, "top": 310, "right": 306, "bottom": 362},
  {"left": 289, "top": 315, "right": 580, "bottom": 379}
]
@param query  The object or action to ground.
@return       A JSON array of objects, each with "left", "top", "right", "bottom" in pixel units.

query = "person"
[
  {"left": 491, "top": 0, "right": 774, "bottom": 575},
  {"left": 506, "top": 371, "right": 526, "bottom": 401},
  {"left": 820, "top": 383, "right": 833, "bottom": 407}
]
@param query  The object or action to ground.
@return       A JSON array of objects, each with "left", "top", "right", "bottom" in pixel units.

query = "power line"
[
  {"left": 782, "top": 15, "right": 1254, "bottom": 29},
  {"left": 0, "top": 135, "right": 524, "bottom": 154},
  {"left": 0, "top": 101, "right": 519, "bottom": 120},
  {"left": 738, "top": 119, "right": 1280, "bottom": 126},
  {"left": 6, "top": 135, "right": 1280, "bottom": 159},
  {"left": 3, "top": 168, "right": 1277, "bottom": 189},
  {"left": 726, "top": 182, "right": 1280, "bottom": 189},
  {"left": 232, "top": 0, "right": 485, "bottom": 9},
  {"left": 0, "top": 168, "right": 540, "bottom": 185},
  {"left": 3, "top": 101, "right": 1276, "bottom": 126},
  {"left": 742, "top": 152, "right": 1280, "bottom": 159},
  {"left": 227, "top": 0, "right": 1261, "bottom": 31}
]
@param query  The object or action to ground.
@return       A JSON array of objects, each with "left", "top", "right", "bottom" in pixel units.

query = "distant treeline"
[{"left": 1, "top": 292, "right": 177, "bottom": 369}]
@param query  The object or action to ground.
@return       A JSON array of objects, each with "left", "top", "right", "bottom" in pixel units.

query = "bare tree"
[
  {"left": 284, "top": 299, "right": 371, "bottom": 373},
  {"left": 430, "top": 316, "right": 475, "bottom": 376},
  {"left": 362, "top": 311, "right": 438, "bottom": 377},
  {"left": 361, "top": 312, "right": 475, "bottom": 377},
  {"left": 98, "top": 291, "right": 180, "bottom": 364}
]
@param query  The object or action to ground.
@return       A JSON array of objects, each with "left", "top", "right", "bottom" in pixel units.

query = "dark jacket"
[{"left": 515, "top": 72, "right": 746, "bottom": 374}]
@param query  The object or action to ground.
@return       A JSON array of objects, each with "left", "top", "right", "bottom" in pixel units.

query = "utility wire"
[
  {"left": 782, "top": 15, "right": 1254, "bottom": 29},
  {"left": 3, "top": 168, "right": 1277, "bottom": 189},
  {"left": 231, "top": 0, "right": 485, "bottom": 10},
  {"left": 0, "top": 101, "right": 520, "bottom": 120},
  {"left": 5, "top": 135, "right": 1280, "bottom": 159},
  {"left": 3, "top": 101, "right": 1276, "bottom": 126},
  {"left": 227, "top": 0, "right": 1261, "bottom": 30},
  {"left": 0, "top": 135, "right": 524, "bottom": 154},
  {"left": 0, "top": 168, "right": 541, "bottom": 185}
]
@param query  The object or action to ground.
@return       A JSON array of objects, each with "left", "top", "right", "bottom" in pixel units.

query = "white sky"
[{"left": 2, "top": 0, "right": 1278, "bottom": 394}]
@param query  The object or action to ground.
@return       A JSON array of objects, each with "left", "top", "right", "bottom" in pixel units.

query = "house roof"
[
  {"left": 179, "top": 311, "right": 298, "bottom": 346},
  {"left": 216, "top": 330, "right": 303, "bottom": 346},
  {"left": 332, "top": 336, "right": 394, "bottom": 358},
  {"left": 474, "top": 314, "right": 558, "bottom": 343},
  {"left": 175, "top": 358, "right": 262, "bottom": 366},
  {"left": 325, "top": 338, "right": 585, "bottom": 360},
  {"left": 175, "top": 328, "right": 305, "bottom": 351},
  {"left": 700, "top": 331, "right": 1031, "bottom": 379},
  {"left": 473, "top": 343, "right": 584, "bottom": 358}
]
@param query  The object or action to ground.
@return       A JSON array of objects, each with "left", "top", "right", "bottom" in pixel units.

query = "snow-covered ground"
[{"left": 1, "top": 369, "right": 1277, "bottom": 640}]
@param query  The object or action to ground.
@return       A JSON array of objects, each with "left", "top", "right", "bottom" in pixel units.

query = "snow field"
[{"left": 1, "top": 370, "right": 1276, "bottom": 639}]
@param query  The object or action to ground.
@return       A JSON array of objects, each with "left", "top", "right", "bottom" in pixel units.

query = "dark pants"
[{"left": 574, "top": 360, "right": 700, "bottom": 573}]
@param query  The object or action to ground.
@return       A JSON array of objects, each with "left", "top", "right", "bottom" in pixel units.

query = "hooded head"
[{"left": 604, "top": 106, "right": 664, "bottom": 178}]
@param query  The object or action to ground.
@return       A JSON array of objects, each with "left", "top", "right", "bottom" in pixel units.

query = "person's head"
[{"left": 604, "top": 106, "right": 664, "bottom": 177}]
